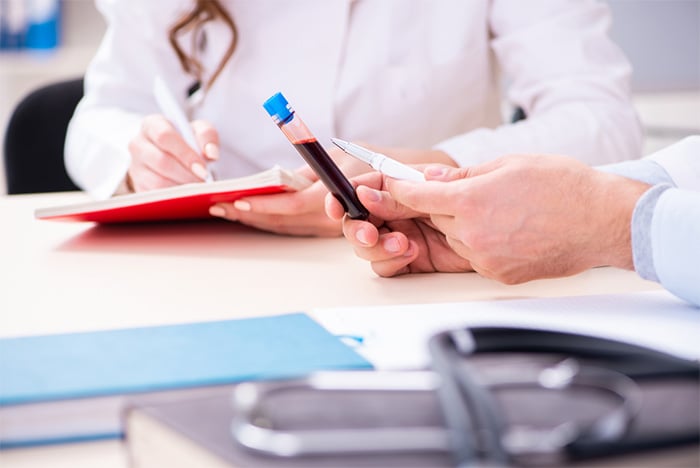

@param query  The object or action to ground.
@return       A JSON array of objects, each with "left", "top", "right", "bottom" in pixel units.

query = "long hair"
[{"left": 168, "top": 0, "right": 237, "bottom": 91}]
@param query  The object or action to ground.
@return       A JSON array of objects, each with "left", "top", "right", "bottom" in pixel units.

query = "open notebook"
[
  {"left": 311, "top": 290, "right": 700, "bottom": 370},
  {"left": 34, "top": 166, "right": 311, "bottom": 223}
]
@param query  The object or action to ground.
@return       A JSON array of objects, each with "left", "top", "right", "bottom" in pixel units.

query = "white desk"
[{"left": 0, "top": 192, "right": 664, "bottom": 468}]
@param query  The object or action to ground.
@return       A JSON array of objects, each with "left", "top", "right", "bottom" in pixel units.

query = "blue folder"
[{"left": 0, "top": 313, "right": 372, "bottom": 448}]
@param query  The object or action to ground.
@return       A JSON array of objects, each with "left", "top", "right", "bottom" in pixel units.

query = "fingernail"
[
  {"left": 383, "top": 237, "right": 401, "bottom": 253},
  {"left": 424, "top": 166, "right": 447, "bottom": 178},
  {"left": 234, "top": 200, "right": 251, "bottom": 211},
  {"left": 209, "top": 206, "right": 226, "bottom": 217},
  {"left": 204, "top": 143, "right": 220, "bottom": 160},
  {"left": 356, "top": 228, "right": 370, "bottom": 245},
  {"left": 191, "top": 162, "right": 208, "bottom": 180}
]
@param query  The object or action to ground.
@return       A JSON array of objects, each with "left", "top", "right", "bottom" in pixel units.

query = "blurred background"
[{"left": 1, "top": 0, "right": 698, "bottom": 195}]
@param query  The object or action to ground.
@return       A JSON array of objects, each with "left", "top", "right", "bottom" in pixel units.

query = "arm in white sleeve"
[
  {"left": 436, "top": 0, "right": 642, "bottom": 167},
  {"left": 65, "top": 0, "right": 192, "bottom": 199}
]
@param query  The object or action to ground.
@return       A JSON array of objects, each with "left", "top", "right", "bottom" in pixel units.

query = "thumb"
[{"left": 356, "top": 185, "right": 424, "bottom": 221}]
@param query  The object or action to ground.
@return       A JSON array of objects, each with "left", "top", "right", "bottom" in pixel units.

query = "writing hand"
[{"left": 126, "top": 116, "right": 219, "bottom": 192}]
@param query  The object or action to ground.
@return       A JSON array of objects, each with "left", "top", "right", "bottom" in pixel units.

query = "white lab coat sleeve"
[
  {"left": 435, "top": 0, "right": 642, "bottom": 167},
  {"left": 65, "top": 0, "right": 191, "bottom": 199},
  {"left": 649, "top": 189, "right": 700, "bottom": 307}
]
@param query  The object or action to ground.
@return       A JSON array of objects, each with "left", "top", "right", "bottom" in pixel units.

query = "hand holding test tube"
[{"left": 263, "top": 92, "right": 369, "bottom": 220}]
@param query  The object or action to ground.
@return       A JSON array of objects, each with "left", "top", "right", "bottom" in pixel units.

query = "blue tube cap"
[{"left": 263, "top": 92, "right": 294, "bottom": 124}]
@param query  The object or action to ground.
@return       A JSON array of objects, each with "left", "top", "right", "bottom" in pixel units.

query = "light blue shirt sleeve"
[
  {"left": 646, "top": 189, "right": 700, "bottom": 307},
  {"left": 598, "top": 158, "right": 675, "bottom": 186},
  {"left": 597, "top": 135, "right": 700, "bottom": 189},
  {"left": 630, "top": 184, "right": 672, "bottom": 282},
  {"left": 622, "top": 136, "right": 700, "bottom": 307}
]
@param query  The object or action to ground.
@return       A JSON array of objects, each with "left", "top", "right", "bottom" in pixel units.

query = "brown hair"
[{"left": 168, "top": 0, "right": 237, "bottom": 91}]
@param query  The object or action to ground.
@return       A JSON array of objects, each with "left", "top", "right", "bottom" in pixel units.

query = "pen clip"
[{"left": 186, "top": 80, "right": 206, "bottom": 118}]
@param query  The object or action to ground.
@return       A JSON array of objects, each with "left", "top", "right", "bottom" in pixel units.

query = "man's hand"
[
  {"left": 383, "top": 155, "right": 651, "bottom": 283},
  {"left": 325, "top": 171, "right": 473, "bottom": 276}
]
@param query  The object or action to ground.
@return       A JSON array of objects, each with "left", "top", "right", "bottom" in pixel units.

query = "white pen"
[
  {"left": 153, "top": 75, "right": 212, "bottom": 182},
  {"left": 331, "top": 138, "right": 425, "bottom": 182}
]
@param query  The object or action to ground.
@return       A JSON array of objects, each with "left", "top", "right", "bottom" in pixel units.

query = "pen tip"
[{"left": 330, "top": 137, "right": 346, "bottom": 150}]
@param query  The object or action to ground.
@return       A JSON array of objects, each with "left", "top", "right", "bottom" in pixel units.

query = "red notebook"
[{"left": 34, "top": 167, "right": 311, "bottom": 223}]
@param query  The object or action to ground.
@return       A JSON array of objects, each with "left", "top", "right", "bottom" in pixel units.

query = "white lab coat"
[{"left": 65, "top": 0, "right": 642, "bottom": 199}]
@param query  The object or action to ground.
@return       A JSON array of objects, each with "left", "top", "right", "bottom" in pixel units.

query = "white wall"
[
  {"left": 607, "top": 0, "right": 700, "bottom": 92},
  {"left": 606, "top": 0, "right": 700, "bottom": 154}
]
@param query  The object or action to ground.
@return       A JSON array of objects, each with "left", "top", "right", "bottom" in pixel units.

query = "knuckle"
[
  {"left": 127, "top": 138, "right": 141, "bottom": 156},
  {"left": 147, "top": 152, "right": 170, "bottom": 173},
  {"left": 192, "top": 121, "right": 217, "bottom": 141},
  {"left": 284, "top": 195, "right": 306, "bottom": 214},
  {"left": 150, "top": 127, "right": 172, "bottom": 148}
]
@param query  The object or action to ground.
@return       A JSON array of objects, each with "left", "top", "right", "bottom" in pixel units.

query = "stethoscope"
[
  {"left": 229, "top": 327, "right": 699, "bottom": 466},
  {"left": 428, "top": 327, "right": 699, "bottom": 466}
]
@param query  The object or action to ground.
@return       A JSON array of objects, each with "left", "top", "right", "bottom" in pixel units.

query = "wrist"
[{"left": 590, "top": 172, "right": 651, "bottom": 270}]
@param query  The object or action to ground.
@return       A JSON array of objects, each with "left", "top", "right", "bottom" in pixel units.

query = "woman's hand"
[
  {"left": 126, "top": 115, "right": 219, "bottom": 192},
  {"left": 207, "top": 147, "right": 363, "bottom": 237},
  {"left": 208, "top": 145, "right": 456, "bottom": 237}
]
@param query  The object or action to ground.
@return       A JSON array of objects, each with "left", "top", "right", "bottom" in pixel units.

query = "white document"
[{"left": 310, "top": 290, "right": 700, "bottom": 370}]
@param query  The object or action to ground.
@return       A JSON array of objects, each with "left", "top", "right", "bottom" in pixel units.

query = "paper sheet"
[{"left": 311, "top": 290, "right": 700, "bottom": 370}]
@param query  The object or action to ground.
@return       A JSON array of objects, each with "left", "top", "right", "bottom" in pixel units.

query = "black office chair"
[{"left": 3, "top": 78, "right": 83, "bottom": 194}]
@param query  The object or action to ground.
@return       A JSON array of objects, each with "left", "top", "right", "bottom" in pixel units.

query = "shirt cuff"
[
  {"left": 597, "top": 159, "right": 675, "bottom": 186},
  {"left": 631, "top": 184, "right": 673, "bottom": 281}
]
